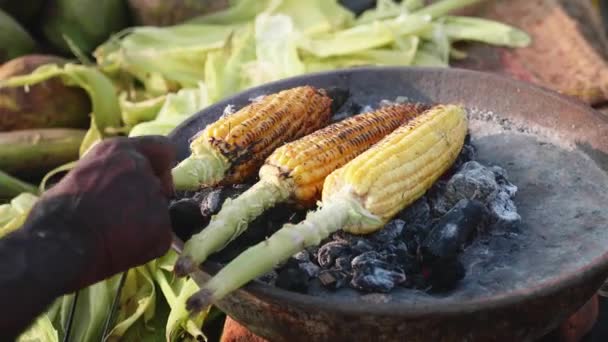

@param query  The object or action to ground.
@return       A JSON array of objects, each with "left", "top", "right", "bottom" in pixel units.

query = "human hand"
[{"left": 24, "top": 136, "right": 177, "bottom": 291}]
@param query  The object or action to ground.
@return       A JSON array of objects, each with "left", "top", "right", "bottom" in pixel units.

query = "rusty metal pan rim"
[{"left": 170, "top": 66, "right": 608, "bottom": 318}]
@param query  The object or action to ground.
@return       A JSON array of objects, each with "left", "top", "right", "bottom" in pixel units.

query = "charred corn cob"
[
  {"left": 185, "top": 104, "right": 468, "bottom": 311},
  {"left": 174, "top": 103, "right": 429, "bottom": 277},
  {"left": 172, "top": 86, "right": 337, "bottom": 190}
]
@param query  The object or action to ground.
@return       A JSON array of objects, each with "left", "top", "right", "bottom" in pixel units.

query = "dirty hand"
[{"left": 23, "top": 136, "right": 177, "bottom": 291}]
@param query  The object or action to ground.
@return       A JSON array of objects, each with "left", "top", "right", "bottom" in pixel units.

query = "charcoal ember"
[
  {"left": 450, "top": 139, "right": 477, "bottom": 171},
  {"left": 298, "top": 262, "right": 320, "bottom": 278},
  {"left": 258, "top": 270, "right": 278, "bottom": 286},
  {"left": 387, "top": 243, "right": 420, "bottom": 274},
  {"left": 276, "top": 265, "right": 309, "bottom": 293},
  {"left": 422, "top": 199, "right": 486, "bottom": 260},
  {"left": 443, "top": 161, "right": 499, "bottom": 207},
  {"left": 398, "top": 196, "right": 431, "bottom": 230},
  {"left": 423, "top": 258, "right": 466, "bottom": 292},
  {"left": 199, "top": 184, "right": 251, "bottom": 216},
  {"left": 402, "top": 273, "right": 429, "bottom": 289},
  {"left": 331, "top": 101, "right": 362, "bottom": 121},
  {"left": 351, "top": 259, "right": 407, "bottom": 293},
  {"left": 351, "top": 251, "right": 385, "bottom": 269},
  {"left": 369, "top": 219, "right": 405, "bottom": 244},
  {"left": 168, "top": 198, "right": 207, "bottom": 241},
  {"left": 487, "top": 190, "right": 521, "bottom": 230},
  {"left": 317, "top": 241, "right": 352, "bottom": 268},
  {"left": 491, "top": 166, "right": 518, "bottom": 197},
  {"left": 293, "top": 250, "right": 311, "bottom": 263},
  {"left": 335, "top": 256, "right": 353, "bottom": 271},
  {"left": 402, "top": 224, "right": 428, "bottom": 256},
  {"left": 350, "top": 238, "right": 376, "bottom": 254},
  {"left": 318, "top": 269, "right": 351, "bottom": 290}
]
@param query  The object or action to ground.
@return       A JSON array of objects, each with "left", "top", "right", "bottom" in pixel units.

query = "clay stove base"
[{"left": 220, "top": 295, "right": 599, "bottom": 342}]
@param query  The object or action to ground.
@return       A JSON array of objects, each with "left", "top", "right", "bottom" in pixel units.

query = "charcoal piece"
[
  {"left": 443, "top": 161, "right": 499, "bottom": 207},
  {"left": 488, "top": 190, "right": 521, "bottom": 230},
  {"left": 200, "top": 184, "right": 252, "bottom": 216},
  {"left": 350, "top": 238, "right": 376, "bottom": 254},
  {"left": 398, "top": 197, "right": 431, "bottom": 230},
  {"left": 369, "top": 219, "right": 405, "bottom": 244},
  {"left": 351, "top": 251, "right": 385, "bottom": 269},
  {"left": 169, "top": 198, "right": 207, "bottom": 241},
  {"left": 293, "top": 250, "right": 311, "bottom": 263},
  {"left": 402, "top": 273, "right": 429, "bottom": 290},
  {"left": 423, "top": 258, "right": 466, "bottom": 292},
  {"left": 258, "top": 270, "right": 278, "bottom": 286},
  {"left": 276, "top": 266, "right": 309, "bottom": 293},
  {"left": 351, "top": 266, "right": 407, "bottom": 293},
  {"left": 387, "top": 243, "right": 420, "bottom": 274},
  {"left": 402, "top": 224, "right": 423, "bottom": 255},
  {"left": 422, "top": 199, "right": 486, "bottom": 260},
  {"left": 452, "top": 140, "right": 477, "bottom": 170},
  {"left": 331, "top": 100, "right": 362, "bottom": 121},
  {"left": 318, "top": 269, "right": 351, "bottom": 290},
  {"left": 491, "top": 166, "right": 518, "bottom": 197},
  {"left": 317, "top": 241, "right": 351, "bottom": 268},
  {"left": 334, "top": 256, "right": 352, "bottom": 271},
  {"left": 299, "top": 262, "right": 320, "bottom": 278}
]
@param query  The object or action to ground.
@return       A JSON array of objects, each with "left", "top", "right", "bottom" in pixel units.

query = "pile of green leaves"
[{"left": 0, "top": 0, "right": 531, "bottom": 340}]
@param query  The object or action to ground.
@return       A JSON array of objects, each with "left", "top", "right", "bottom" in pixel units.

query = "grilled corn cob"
[
  {"left": 174, "top": 103, "right": 429, "bottom": 277},
  {"left": 185, "top": 104, "right": 468, "bottom": 311},
  {"left": 172, "top": 86, "right": 337, "bottom": 190}
]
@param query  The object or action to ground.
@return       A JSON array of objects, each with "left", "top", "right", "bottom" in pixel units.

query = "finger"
[{"left": 128, "top": 136, "right": 177, "bottom": 179}]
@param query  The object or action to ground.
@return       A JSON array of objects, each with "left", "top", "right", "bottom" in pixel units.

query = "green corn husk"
[
  {"left": 0, "top": 9, "right": 36, "bottom": 63},
  {"left": 0, "top": 192, "right": 38, "bottom": 238},
  {"left": 41, "top": 0, "right": 129, "bottom": 55}
]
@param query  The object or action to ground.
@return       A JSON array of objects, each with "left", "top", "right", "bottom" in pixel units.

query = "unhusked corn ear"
[
  {"left": 172, "top": 86, "right": 334, "bottom": 190},
  {"left": 173, "top": 103, "right": 428, "bottom": 277},
  {"left": 183, "top": 104, "right": 469, "bottom": 310},
  {"left": 323, "top": 104, "right": 468, "bottom": 233},
  {"left": 261, "top": 103, "right": 429, "bottom": 206}
]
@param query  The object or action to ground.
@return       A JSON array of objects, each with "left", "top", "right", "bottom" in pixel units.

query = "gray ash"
[{"left": 269, "top": 138, "right": 521, "bottom": 295}]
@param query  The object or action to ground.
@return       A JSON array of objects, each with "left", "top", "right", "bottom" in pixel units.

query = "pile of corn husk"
[{"left": 0, "top": 0, "right": 531, "bottom": 341}]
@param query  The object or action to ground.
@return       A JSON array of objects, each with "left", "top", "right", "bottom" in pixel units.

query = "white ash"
[{"left": 467, "top": 107, "right": 575, "bottom": 150}]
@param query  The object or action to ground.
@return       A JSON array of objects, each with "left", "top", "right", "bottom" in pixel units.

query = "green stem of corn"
[
  {"left": 171, "top": 146, "right": 229, "bottom": 191},
  {"left": 175, "top": 180, "right": 290, "bottom": 276},
  {"left": 186, "top": 194, "right": 382, "bottom": 311}
]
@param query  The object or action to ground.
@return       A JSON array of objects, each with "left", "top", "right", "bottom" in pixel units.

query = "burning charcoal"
[
  {"left": 332, "top": 101, "right": 362, "bottom": 121},
  {"left": 423, "top": 258, "right": 466, "bottom": 292},
  {"left": 200, "top": 189, "right": 223, "bottom": 216},
  {"left": 349, "top": 238, "right": 376, "bottom": 254},
  {"left": 451, "top": 138, "right": 477, "bottom": 170},
  {"left": 318, "top": 269, "right": 351, "bottom": 290},
  {"left": 169, "top": 198, "right": 207, "bottom": 241},
  {"left": 276, "top": 266, "right": 309, "bottom": 293},
  {"left": 422, "top": 199, "right": 486, "bottom": 260},
  {"left": 258, "top": 270, "right": 278, "bottom": 286},
  {"left": 299, "top": 262, "right": 320, "bottom": 278},
  {"left": 317, "top": 241, "right": 351, "bottom": 268},
  {"left": 293, "top": 250, "right": 311, "bottom": 263},
  {"left": 491, "top": 166, "right": 518, "bottom": 197},
  {"left": 335, "top": 256, "right": 353, "bottom": 271},
  {"left": 398, "top": 197, "right": 431, "bottom": 229},
  {"left": 369, "top": 219, "right": 405, "bottom": 244},
  {"left": 487, "top": 190, "right": 521, "bottom": 230},
  {"left": 200, "top": 184, "right": 252, "bottom": 216},
  {"left": 443, "top": 161, "right": 499, "bottom": 207},
  {"left": 351, "top": 251, "right": 385, "bottom": 269},
  {"left": 350, "top": 262, "right": 406, "bottom": 292}
]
